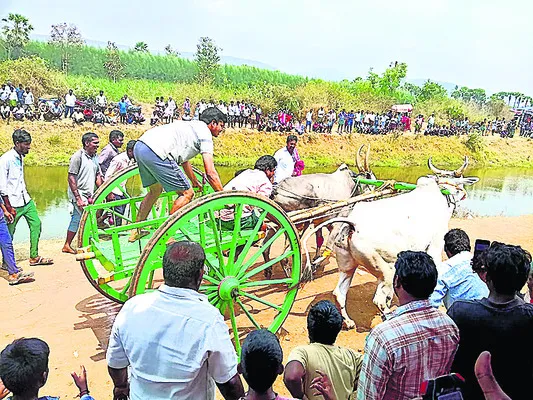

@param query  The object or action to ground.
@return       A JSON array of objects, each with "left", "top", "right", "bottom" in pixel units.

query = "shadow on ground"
[{"left": 74, "top": 294, "right": 123, "bottom": 361}]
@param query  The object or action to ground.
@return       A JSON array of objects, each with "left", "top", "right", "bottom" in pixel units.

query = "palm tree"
[
  {"left": 133, "top": 41, "right": 148, "bottom": 52},
  {"left": 1, "top": 13, "right": 33, "bottom": 59}
]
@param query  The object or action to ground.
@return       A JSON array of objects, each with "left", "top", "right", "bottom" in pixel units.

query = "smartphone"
[
  {"left": 471, "top": 239, "right": 490, "bottom": 271},
  {"left": 421, "top": 373, "right": 465, "bottom": 400},
  {"left": 474, "top": 239, "right": 491, "bottom": 259}
]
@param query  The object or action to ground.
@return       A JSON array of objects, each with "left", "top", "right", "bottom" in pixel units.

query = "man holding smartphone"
[{"left": 429, "top": 229, "right": 488, "bottom": 309}]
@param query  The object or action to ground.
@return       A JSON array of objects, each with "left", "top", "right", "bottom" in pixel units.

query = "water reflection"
[{"left": 13, "top": 165, "right": 533, "bottom": 243}]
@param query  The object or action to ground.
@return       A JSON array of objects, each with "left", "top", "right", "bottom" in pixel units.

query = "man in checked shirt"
[{"left": 357, "top": 251, "right": 459, "bottom": 400}]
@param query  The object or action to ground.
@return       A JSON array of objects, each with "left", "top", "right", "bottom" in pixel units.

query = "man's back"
[
  {"left": 448, "top": 297, "right": 533, "bottom": 400},
  {"left": 357, "top": 300, "right": 459, "bottom": 400},
  {"left": 139, "top": 121, "right": 213, "bottom": 163},
  {"left": 429, "top": 251, "right": 489, "bottom": 308},
  {"left": 106, "top": 285, "right": 237, "bottom": 400},
  {"left": 288, "top": 343, "right": 362, "bottom": 400}
]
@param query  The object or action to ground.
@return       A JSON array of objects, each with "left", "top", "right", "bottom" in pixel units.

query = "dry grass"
[{"left": 2, "top": 120, "right": 533, "bottom": 168}]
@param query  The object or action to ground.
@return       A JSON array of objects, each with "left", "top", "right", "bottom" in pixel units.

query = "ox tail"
[{"left": 301, "top": 217, "right": 357, "bottom": 283}]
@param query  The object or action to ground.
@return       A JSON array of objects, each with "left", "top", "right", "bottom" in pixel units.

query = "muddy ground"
[{"left": 1, "top": 215, "right": 533, "bottom": 399}]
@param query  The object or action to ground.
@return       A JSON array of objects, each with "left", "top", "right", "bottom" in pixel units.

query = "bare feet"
[{"left": 62, "top": 245, "right": 76, "bottom": 254}]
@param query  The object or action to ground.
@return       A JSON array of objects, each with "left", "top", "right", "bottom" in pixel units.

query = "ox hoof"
[
  {"left": 343, "top": 319, "right": 356, "bottom": 330},
  {"left": 263, "top": 267, "right": 273, "bottom": 280}
]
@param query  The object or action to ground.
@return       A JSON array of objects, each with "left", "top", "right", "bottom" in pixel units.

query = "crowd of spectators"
[
  {"left": 1, "top": 228, "right": 531, "bottom": 399},
  {"left": 1, "top": 80, "right": 532, "bottom": 139},
  {"left": 0, "top": 83, "right": 145, "bottom": 126}
]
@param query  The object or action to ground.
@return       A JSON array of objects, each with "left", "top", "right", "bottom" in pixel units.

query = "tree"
[
  {"left": 103, "top": 41, "right": 125, "bottom": 82},
  {"left": 1, "top": 13, "right": 33, "bottom": 59},
  {"left": 48, "top": 22, "right": 84, "bottom": 74},
  {"left": 133, "top": 41, "right": 149, "bottom": 52},
  {"left": 377, "top": 62, "right": 407, "bottom": 94},
  {"left": 403, "top": 82, "right": 422, "bottom": 99},
  {"left": 418, "top": 80, "right": 447, "bottom": 102},
  {"left": 471, "top": 88, "right": 486, "bottom": 106},
  {"left": 164, "top": 44, "right": 179, "bottom": 57},
  {"left": 194, "top": 37, "right": 221, "bottom": 85}
]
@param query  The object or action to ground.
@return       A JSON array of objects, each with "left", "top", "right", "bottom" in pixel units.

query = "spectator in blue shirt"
[
  {"left": 15, "top": 84, "right": 24, "bottom": 105},
  {"left": 429, "top": 228, "right": 489, "bottom": 308},
  {"left": 346, "top": 110, "right": 355, "bottom": 133},
  {"left": 118, "top": 97, "right": 128, "bottom": 124}
]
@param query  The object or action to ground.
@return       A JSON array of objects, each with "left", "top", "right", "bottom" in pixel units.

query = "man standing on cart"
[{"left": 129, "top": 107, "right": 226, "bottom": 242}]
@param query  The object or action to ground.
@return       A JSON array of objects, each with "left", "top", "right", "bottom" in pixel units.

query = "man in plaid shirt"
[{"left": 357, "top": 251, "right": 459, "bottom": 400}]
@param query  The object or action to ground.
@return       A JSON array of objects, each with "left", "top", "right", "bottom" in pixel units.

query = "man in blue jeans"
[{"left": 0, "top": 197, "right": 34, "bottom": 285}]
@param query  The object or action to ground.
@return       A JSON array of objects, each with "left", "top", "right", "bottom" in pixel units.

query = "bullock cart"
[{"left": 75, "top": 166, "right": 444, "bottom": 352}]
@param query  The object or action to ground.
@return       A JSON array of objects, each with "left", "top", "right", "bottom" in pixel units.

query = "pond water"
[{"left": 11, "top": 165, "right": 533, "bottom": 243}]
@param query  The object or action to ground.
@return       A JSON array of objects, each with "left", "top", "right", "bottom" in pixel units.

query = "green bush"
[{"left": 0, "top": 56, "right": 68, "bottom": 98}]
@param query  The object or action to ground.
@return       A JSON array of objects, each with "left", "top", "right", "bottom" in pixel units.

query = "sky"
[{"left": 2, "top": 0, "right": 532, "bottom": 95}]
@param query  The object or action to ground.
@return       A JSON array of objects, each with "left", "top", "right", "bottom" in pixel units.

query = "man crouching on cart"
[{"left": 129, "top": 107, "right": 226, "bottom": 242}]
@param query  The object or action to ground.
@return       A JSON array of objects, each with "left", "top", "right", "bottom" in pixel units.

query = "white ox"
[{"left": 302, "top": 157, "right": 478, "bottom": 329}]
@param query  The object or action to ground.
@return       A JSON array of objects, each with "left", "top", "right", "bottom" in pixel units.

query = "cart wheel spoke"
[
  {"left": 240, "top": 277, "right": 294, "bottom": 288},
  {"left": 236, "top": 298, "right": 261, "bottom": 330},
  {"left": 241, "top": 250, "right": 294, "bottom": 281},
  {"left": 234, "top": 209, "right": 268, "bottom": 267},
  {"left": 237, "top": 227, "right": 287, "bottom": 279},
  {"left": 207, "top": 209, "right": 227, "bottom": 274},
  {"left": 226, "top": 203, "right": 244, "bottom": 275},
  {"left": 228, "top": 301, "right": 241, "bottom": 354},
  {"left": 202, "top": 274, "right": 220, "bottom": 285},
  {"left": 238, "top": 290, "right": 283, "bottom": 312}
]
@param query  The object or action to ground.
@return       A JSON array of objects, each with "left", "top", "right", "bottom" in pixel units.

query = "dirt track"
[{"left": 2, "top": 215, "right": 533, "bottom": 399}]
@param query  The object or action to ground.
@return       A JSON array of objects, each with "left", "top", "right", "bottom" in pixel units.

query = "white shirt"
[
  {"left": 65, "top": 93, "right": 76, "bottom": 107},
  {"left": 24, "top": 92, "right": 34, "bottom": 105},
  {"left": 139, "top": 120, "right": 214, "bottom": 164},
  {"left": 96, "top": 95, "right": 107, "bottom": 106},
  {"left": 0, "top": 88, "right": 9, "bottom": 101},
  {"left": 106, "top": 285, "right": 238, "bottom": 400},
  {"left": 220, "top": 169, "right": 273, "bottom": 221},
  {"left": 199, "top": 102, "right": 207, "bottom": 113},
  {"left": 273, "top": 147, "right": 295, "bottom": 184},
  {"left": 0, "top": 149, "right": 31, "bottom": 207},
  {"left": 9, "top": 90, "right": 17, "bottom": 101},
  {"left": 168, "top": 99, "right": 176, "bottom": 111},
  {"left": 306, "top": 111, "right": 313, "bottom": 121},
  {"left": 228, "top": 105, "right": 237, "bottom": 116}
]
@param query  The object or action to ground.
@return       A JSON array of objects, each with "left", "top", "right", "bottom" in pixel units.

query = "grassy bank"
[{"left": 1, "top": 120, "right": 532, "bottom": 168}]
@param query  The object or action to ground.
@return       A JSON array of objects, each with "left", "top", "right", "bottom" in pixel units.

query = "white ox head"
[
  {"left": 427, "top": 156, "right": 479, "bottom": 201},
  {"left": 353, "top": 144, "right": 376, "bottom": 181}
]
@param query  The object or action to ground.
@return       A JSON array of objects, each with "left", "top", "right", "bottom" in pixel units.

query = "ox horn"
[
  {"left": 364, "top": 144, "right": 371, "bottom": 172},
  {"left": 453, "top": 156, "right": 469, "bottom": 177},
  {"left": 428, "top": 157, "right": 450, "bottom": 176},
  {"left": 356, "top": 145, "right": 364, "bottom": 172}
]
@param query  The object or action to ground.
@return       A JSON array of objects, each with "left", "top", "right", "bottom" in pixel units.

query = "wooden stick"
[{"left": 288, "top": 189, "right": 396, "bottom": 223}]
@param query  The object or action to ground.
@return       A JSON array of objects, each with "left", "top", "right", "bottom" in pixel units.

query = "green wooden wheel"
[
  {"left": 78, "top": 165, "right": 213, "bottom": 303},
  {"left": 129, "top": 191, "right": 301, "bottom": 353}
]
